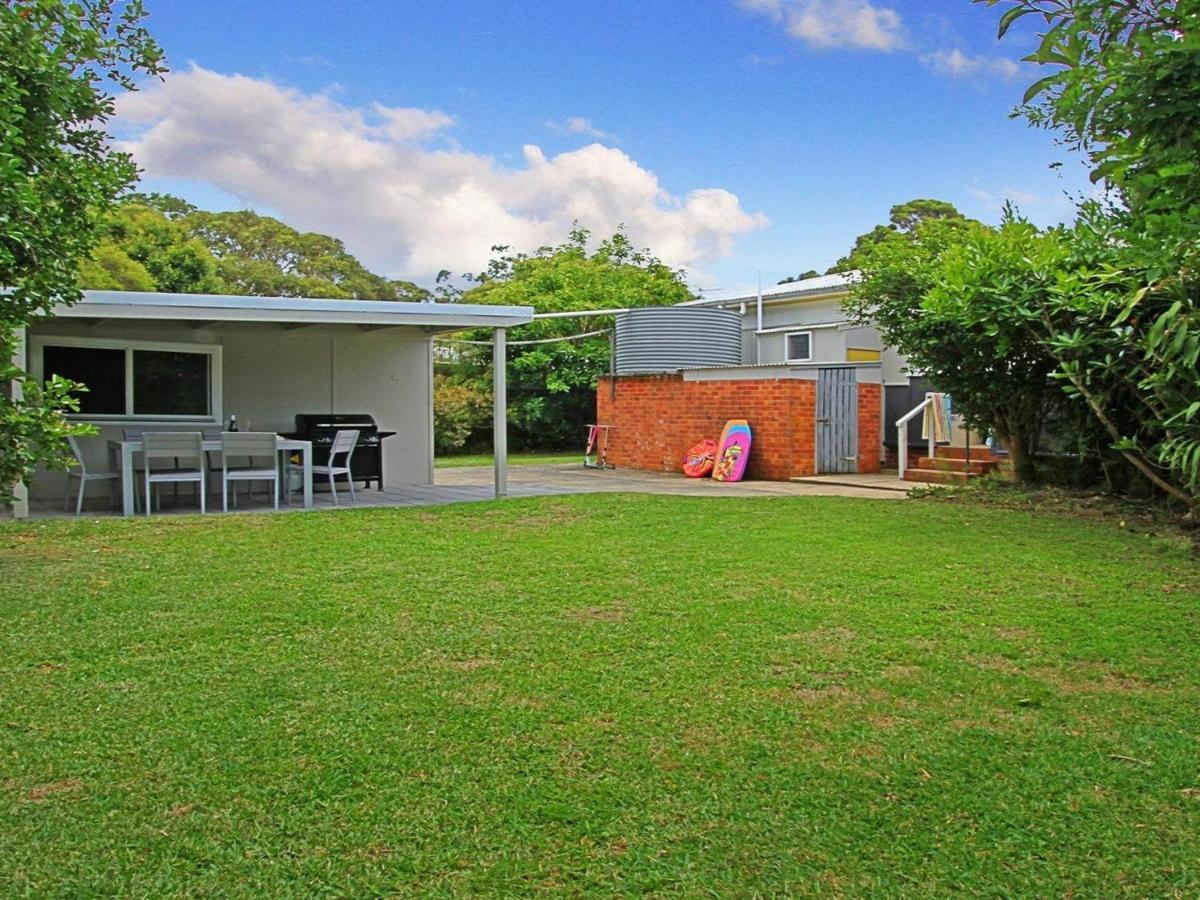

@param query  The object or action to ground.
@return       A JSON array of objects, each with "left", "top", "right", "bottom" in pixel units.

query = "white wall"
[{"left": 26, "top": 319, "right": 434, "bottom": 501}]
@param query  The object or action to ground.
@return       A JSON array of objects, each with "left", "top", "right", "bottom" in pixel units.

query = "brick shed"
[{"left": 596, "top": 363, "right": 882, "bottom": 480}]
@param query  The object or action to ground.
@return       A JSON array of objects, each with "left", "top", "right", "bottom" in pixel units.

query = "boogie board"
[
  {"left": 712, "top": 420, "right": 751, "bottom": 483},
  {"left": 682, "top": 439, "right": 718, "bottom": 478}
]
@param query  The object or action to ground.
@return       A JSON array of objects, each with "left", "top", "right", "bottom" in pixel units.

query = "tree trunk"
[{"left": 1006, "top": 419, "right": 1039, "bottom": 483}]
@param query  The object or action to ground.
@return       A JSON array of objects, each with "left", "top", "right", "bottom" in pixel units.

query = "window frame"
[
  {"left": 784, "top": 330, "right": 813, "bottom": 363},
  {"left": 30, "top": 335, "right": 223, "bottom": 424}
]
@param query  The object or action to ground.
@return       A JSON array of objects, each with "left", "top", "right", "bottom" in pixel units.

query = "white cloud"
[
  {"left": 739, "top": 0, "right": 906, "bottom": 51},
  {"left": 545, "top": 116, "right": 618, "bottom": 142},
  {"left": 116, "top": 67, "right": 766, "bottom": 281},
  {"left": 920, "top": 49, "right": 1020, "bottom": 80}
]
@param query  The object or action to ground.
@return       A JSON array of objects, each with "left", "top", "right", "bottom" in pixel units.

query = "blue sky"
[{"left": 122, "top": 0, "right": 1091, "bottom": 293}]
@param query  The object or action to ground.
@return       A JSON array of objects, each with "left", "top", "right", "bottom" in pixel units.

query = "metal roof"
[
  {"left": 49, "top": 291, "right": 534, "bottom": 332},
  {"left": 681, "top": 271, "right": 860, "bottom": 308}
]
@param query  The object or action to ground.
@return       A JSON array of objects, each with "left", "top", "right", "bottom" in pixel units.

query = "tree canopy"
[
  {"left": 2, "top": 0, "right": 165, "bottom": 502},
  {"left": 439, "top": 227, "right": 693, "bottom": 450},
  {"left": 827, "top": 199, "right": 976, "bottom": 274},
  {"left": 79, "top": 196, "right": 432, "bottom": 301}
]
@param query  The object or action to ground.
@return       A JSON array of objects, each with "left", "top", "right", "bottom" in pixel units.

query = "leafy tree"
[
  {"left": 185, "top": 209, "right": 422, "bottom": 300},
  {"left": 79, "top": 197, "right": 436, "bottom": 302},
  {"left": 844, "top": 212, "right": 1060, "bottom": 482},
  {"left": 778, "top": 270, "right": 820, "bottom": 284},
  {"left": 827, "top": 199, "right": 974, "bottom": 273},
  {"left": 1, "top": 0, "right": 165, "bottom": 503},
  {"left": 432, "top": 374, "right": 490, "bottom": 454},
  {"left": 445, "top": 226, "right": 692, "bottom": 450},
  {"left": 976, "top": 0, "right": 1200, "bottom": 505}
]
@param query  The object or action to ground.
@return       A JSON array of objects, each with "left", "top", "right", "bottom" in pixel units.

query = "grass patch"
[
  {"left": 2, "top": 494, "right": 1199, "bottom": 895},
  {"left": 435, "top": 451, "right": 579, "bottom": 468}
]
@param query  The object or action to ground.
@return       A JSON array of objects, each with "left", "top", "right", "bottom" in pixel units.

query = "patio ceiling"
[{"left": 49, "top": 290, "right": 534, "bottom": 334}]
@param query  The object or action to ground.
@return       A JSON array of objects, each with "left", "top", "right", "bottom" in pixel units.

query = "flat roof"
[{"left": 48, "top": 291, "right": 534, "bottom": 332}]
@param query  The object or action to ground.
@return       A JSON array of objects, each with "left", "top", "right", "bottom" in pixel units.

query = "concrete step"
[{"left": 902, "top": 468, "right": 977, "bottom": 485}]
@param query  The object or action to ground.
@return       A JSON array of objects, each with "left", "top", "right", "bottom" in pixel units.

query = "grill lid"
[{"left": 294, "top": 413, "right": 378, "bottom": 433}]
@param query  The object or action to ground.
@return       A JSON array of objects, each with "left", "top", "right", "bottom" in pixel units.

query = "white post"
[
  {"left": 755, "top": 272, "right": 764, "bottom": 364},
  {"left": 493, "top": 327, "right": 507, "bottom": 498},
  {"left": 9, "top": 327, "right": 29, "bottom": 519},
  {"left": 897, "top": 426, "right": 907, "bottom": 480}
]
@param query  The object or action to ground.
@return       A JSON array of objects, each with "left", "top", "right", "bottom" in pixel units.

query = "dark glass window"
[
  {"left": 133, "top": 350, "right": 210, "bottom": 416},
  {"left": 786, "top": 332, "right": 812, "bottom": 361},
  {"left": 41, "top": 345, "right": 126, "bottom": 415}
]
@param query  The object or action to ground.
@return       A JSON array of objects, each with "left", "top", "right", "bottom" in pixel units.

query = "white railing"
[{"left": 895, "top": 393, "right": 937, "bottom": 478}]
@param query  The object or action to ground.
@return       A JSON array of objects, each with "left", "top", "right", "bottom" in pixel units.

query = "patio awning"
[{"left": 50, "top": 290, "right": 534, "bottom": 333}]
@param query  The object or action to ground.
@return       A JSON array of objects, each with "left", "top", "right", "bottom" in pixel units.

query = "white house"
[{"left": 13, "top": 290, "right": 533, "bottom": 515}]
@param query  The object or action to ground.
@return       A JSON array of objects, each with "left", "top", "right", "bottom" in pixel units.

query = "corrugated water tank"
[{"left": 613, "top": 307, "right": 742, "bottom": 374}]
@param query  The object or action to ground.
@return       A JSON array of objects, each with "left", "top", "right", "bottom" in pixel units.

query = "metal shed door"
[{"left": 816, "top": 367, "right": 858, "bottom": 473}]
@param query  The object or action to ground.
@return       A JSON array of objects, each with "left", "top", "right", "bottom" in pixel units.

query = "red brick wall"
[
  {"left": 596, "top": 374, "right": 882, "bottom": 480},
  {"left": 857, "top": 383, "right": 881, "bottom": 474}
]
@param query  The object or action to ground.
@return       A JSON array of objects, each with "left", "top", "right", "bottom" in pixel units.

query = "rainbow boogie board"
[{"left": 712, "top": 420, "right": 751, "bottom": 482}]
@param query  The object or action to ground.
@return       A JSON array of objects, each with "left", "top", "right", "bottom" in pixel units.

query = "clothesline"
[{"left": 435, "top": 328, "right": 612, "bottom": 347}]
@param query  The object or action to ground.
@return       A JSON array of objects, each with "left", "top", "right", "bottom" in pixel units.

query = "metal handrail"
[{"left": 895, "top": 393, "right": 937, "bottom": 478}]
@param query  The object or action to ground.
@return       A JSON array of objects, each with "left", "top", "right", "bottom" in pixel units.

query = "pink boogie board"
[{"left": 712, "top": 420, "right": 751, "bottom": 482}]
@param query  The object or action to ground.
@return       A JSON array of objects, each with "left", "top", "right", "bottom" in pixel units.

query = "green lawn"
[
  {"left": 435, "top": 451, "right": 579, "bottom": 468},
  {"left": 2, "top": 495, "right": 1199, "bottom": 896}
]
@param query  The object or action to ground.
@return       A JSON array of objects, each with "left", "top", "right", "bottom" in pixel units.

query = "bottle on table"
[{"left": 228, "top": 414, "right": 238, "bottom": 432}]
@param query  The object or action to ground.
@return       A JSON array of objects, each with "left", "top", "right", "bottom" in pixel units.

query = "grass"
[
  {"left": 435, "top": 451, "right": 579, "bottom": 468},
  {"left": 2, "top": 494, "right": 1199, "bottom": 896}
]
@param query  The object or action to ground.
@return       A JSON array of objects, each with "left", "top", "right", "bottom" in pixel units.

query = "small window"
[
  {"left": 35, "top": 337, "right": 220, "bottom": 421},
  {"left": 785, "top": 331, "right": 812, "bottom": 363}
]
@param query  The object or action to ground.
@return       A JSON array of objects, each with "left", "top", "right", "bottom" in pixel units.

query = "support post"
[
  {"left": 9, "top": 327, "right": 29, "bottom": 520},
  {"left": 493, "top": 327, "right": 507, "bottom": 498}
]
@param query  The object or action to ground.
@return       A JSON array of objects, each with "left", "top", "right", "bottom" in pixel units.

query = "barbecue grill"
[{"left": 285, "top": 413, "right": 396, "bottom": 490}]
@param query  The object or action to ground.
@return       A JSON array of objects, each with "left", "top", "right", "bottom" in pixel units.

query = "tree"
[
  {"left": 79, "top": 197, "right": 437, "bottom": 302},
  {"left": 843, "top": 212, "right": 1060, "bottom": 482},
  {"left": 828, "top": 199, "right": 974, "bottom": 273},
  {"left": 185, "top": 209, "right": 419, "bottom": 300},
  {"left": 445, "top": 226, "right": 693, "bottom": 449},
  {"left": 976, "top": 0, "right": 1200, "bottom": 505},
  {"left": 1, "top": 0, "right": 165, "bottom": 503},
  {"left": 778, "top": 270, "right": 820, "bottom": 284}
]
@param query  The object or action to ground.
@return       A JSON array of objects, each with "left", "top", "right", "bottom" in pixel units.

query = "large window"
[
  {"left": 785, "top": 331, "right": 812, "bottom": 363},
  {"left": 33, "top": 337, "right": 221, "bottom": 421}
]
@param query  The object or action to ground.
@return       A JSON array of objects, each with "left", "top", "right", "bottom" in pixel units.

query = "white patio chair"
[
  {"left": 64, "top": 435, "right": 122, "bottom": 516},
  {"left": 311, "top": 429, "right": 359, "bottom": 506},
  {"left": 220, "top": 432, "right": 279, "bottom": 512},
  {"left": 142, "top": 432, "right": 206, "bottom": 516}
]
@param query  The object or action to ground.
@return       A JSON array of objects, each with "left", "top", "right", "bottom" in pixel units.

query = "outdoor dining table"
[{"left": 106, "top": 436, "right": 313, "bottom": 516}]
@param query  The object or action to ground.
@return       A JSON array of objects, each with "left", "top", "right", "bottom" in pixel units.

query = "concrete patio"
[{"left": 20, "top": 463, "right": 913, "bottom": 519}]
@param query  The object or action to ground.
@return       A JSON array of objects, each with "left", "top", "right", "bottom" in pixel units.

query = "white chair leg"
[
  {"left": 199, "top": 476, "right": 206, "bottom": 515},
  {"left": 329, "top": 471, "right": 338, "bottom": 506},
  {"left": 75, "top": 477, "right": 86, "bottom": 516},
  {"left": 145, "top": 473, "right": 152, "bottom": 516},
  {"left": 273, "top": 476, "right": 279, "bottom": 510}
]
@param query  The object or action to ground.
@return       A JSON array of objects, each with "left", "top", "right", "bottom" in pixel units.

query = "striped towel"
[{"left": 922, "top": 393, "right": 952, "bottom": 442}]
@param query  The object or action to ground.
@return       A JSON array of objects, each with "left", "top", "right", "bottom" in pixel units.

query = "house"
[
  {"left": 595, "top": 273, "right": 944, "bottom": 480},
  {"left": 13, "top": 290, "right": 533, "bottom": 516},
  {"left": 679, "top": 272, "right": 932, "bottom": 446}
]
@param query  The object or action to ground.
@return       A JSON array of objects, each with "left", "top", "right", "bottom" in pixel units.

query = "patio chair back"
[
  {"left": 330, "top": 429, "right": 360, "bottom": 460},
  {"left": 143, "top": 432, "right": 204, "bottom": 466},
  {"left": 66, "top": 435, "right": 88, "bottom": 474},
  {"left": 220, "top": 431, "right": 277, "bottom": 462}
]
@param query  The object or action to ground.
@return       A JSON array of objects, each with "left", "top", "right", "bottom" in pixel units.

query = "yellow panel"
[{"left": 846, "top": 348, "right": 882, "bottom": 362}]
